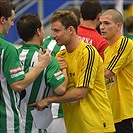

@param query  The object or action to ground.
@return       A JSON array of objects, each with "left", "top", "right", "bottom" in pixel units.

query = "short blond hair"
[
  {"left": 50, "top": 10, "right": 78, "bottom": 32},
  {"left": 102, "top": 9, "right": 123, "bottom": 24}
]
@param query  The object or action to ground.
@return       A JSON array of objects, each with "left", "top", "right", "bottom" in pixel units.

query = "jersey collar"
[{"left": 22, "top": 43, "right": 41, "bottom": 49}]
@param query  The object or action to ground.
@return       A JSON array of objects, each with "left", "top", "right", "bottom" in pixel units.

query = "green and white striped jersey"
[
  {"left": 43, "top": 36, "right": 65, "bottom": 118},
  {"left": 18, "top": 43, "right": 65, "bottom": 133},
  {"left": 0, "top": 33, "right": 25, "bottom": 133}
]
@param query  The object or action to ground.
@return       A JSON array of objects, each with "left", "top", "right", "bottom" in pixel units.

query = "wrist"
[{"left": 35, "top": 62, "right": 46, "bottom": 71}]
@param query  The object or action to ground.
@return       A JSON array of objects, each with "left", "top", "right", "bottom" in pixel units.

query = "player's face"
[
  {"left": 99, "top": 15, "right": 118, "bottom": 40},
  {"left": 51, "top": 21, "right": 71, "bottom": 46},
  {"left": 3, "top": 10, "right": 15, "bottom": 34}
]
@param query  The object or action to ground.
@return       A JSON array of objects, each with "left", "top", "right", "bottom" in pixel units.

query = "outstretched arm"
[
  {"left": 10, "top": 49, "right": 51, "bottom": 92},
  {"left": 28, "top": 87, "right": 88, "bottom": 111}
]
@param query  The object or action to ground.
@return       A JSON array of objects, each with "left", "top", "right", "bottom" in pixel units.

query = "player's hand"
[
  {"left": 56, "top": 57, "right": 67, "bottom": 70},
  {"left": 28, "top": 99, "right": 49, "bottom": 111},
  {"left": 38, "top": 48, "right": 51, "bottom": 69}
]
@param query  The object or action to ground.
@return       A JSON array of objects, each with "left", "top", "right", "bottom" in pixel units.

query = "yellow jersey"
[
  {"left": 104, "top": 36, "right": 133, "bottom": 123},
  {"left": 56, "top": 41, "right": 115, "bottom": 133}
]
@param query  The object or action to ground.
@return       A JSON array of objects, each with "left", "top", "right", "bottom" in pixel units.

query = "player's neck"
[
  {"left": 24, "top": 36, "right": 42, "bottom": 46},
  {"left": 108, "top": 33, "right": 122, "bottom": 46},
  {"left": 66, "top": 35, "right": 80, "bottom": 53},
  {"left": 81, "top": 20, "right": 97, "bottom": 29}
]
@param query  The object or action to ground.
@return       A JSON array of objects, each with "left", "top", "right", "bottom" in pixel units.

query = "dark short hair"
[
  {"left": 0, "top": 1, "right": 15, "bottom": 20},
  {"left": 16, "top": 13, "right": 42, "bottom": 42},
  {"left": 50, "top": 10, "right": 78, "bottom": 32},
  {"left": 81, "top": 0, "right": 102, "bottom": 20}
]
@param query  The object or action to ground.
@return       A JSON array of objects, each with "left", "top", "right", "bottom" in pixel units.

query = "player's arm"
[
  {"left": 54, "top": 57, "right": 68, "bottom": 95},
  {"left": 28, "top": 87, "right": 88, "bottom": 111},
  {"left": 10, "top": 49, "right": 51, "bottom": 92},
  {"left": 54, "top": 68, "right": 68, "bottom": 95},
  {"left": 104, "top": 68, "right": 115, "bottom": 79}
]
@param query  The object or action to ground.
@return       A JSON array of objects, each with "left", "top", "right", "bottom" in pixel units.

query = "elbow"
[
  {"left": 76, "top": 87, "right": 88, "bottom": 100},
  {"left": 13, "top": 86, "right": 23, "bottom": 92},
  {"left": 77, "top": 93, "right": 86, "bottom": 99},
  {"left": 76, "top": 90, "right": 88, "bottom": 100},
  {"left": 54, "top": 86, "right": 66, "bottom": 96},
  {"left": 58, "top": 86, "right": 66, "bottom": 95},
  {"left": 10, "top": 84, "right": 24, "bottom": 92}
]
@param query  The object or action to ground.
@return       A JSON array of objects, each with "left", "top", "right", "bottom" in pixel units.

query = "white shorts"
[{"left": 47, "top": 118, "right": 66, "bottom": 133}]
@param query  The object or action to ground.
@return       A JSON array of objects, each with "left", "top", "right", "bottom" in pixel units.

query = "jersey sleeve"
[
  {"left": 45, "top": 56, "right": 65, "bottom": 89},
  {"left": 104, "top": 37, "right": 133, "bottom": 74},
  {"left": 76, "top": 45, "right": 99, "bottom": 89},
  {"left": 3, "top": 45, "right": 25, "bottom": 84}
]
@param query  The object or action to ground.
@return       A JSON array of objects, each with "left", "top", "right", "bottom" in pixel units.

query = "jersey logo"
[
  {"left": 10, "top": 67, "right": 22, "bottom": 74},
  {"left": 69, "top": 72, "right": 75, "bottom": 77},
  {"left": 54, "top": 70, "right": 62, "bottom": 77},
  {"left": 54, "top": 70, "right": 64, "bottom": 80}
]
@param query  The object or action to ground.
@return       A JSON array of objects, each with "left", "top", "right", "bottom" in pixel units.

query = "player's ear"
[
  {"left": 0, "top": 16, "right": 6, "bottom": 24},
  {"left": 36, "top": 28, "right": 41, "bottom": 36},
  {"left": 68, "top": 26, "right": 74, "bottom": 34},
  {"left": 117, "top": 22, "right": 122, "bottom": 30}
]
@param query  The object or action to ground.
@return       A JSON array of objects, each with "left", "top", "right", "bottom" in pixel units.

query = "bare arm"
[
  {"left": 54, "top": 68, "right": 68, "bottom": 95},
  {"left": 53, "top": 57, "right": 68, "bottom": 95},
  {"left": 104, "top": 68, "right": 115, "bottom": 79},
  {"left": 28, "top": 87, "right": 88, "bottom": 111},
  {"left": 10, "top": 49, "right": 51, "bottom": 92}
]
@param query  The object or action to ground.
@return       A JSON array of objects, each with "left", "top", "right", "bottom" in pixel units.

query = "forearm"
[
  {"left": 28, "top": 87, "right": 88, "bottom": 110},
  {"left": 10, "top": 62, "right": 47, "bottom": 92},
  {"left": 104, "top": 68, "right": 115, "bottom": 79},
  {"left": 47, "top": 87, "right": 87, "bottom": 104},
  {"left": 62, "top": 68, "right": 68, "bottom": 88}
]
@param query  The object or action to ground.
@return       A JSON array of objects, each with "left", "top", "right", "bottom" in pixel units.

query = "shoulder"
[
  {"left": 78, "top": 42, "right": 100, "bottom": 59},
  {"left": 120, "top": 36, "right": 133, "bottom": 50},
  {"left": 56, "top": 49, "right": 66, "bottom": 58},
  {"left": 1, "top": 39, "right": 16, "bottom": 52},
  {"left": 47, "top": 56, "right": 60, "bottom": 69}
]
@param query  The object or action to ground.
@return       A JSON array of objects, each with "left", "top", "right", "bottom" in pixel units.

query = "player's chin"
[
  {"left": 57, "top": 42, "right": 62, "bottom": 46},
  {"left": 101, "top": 33, "right": 107, "bottom": 38}
]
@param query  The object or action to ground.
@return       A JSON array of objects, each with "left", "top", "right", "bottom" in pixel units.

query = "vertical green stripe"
[
  {"left": 23, "top": 50, "right": 34, "bottom": 73},
  {"left": 7, "top": 84, "right": 19, "bottom": 133},
  {"left": 28, "top": 72, "right": 44, "bottom": 104},
  {"left": 24, "top": 50, "right": 36, "bottom": 132},
  {"left": 0, "top": 86, "right": 7, "bottom": 133},
  {"left": 25, "top": 72, "right": 44, "bottom": 132}
]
